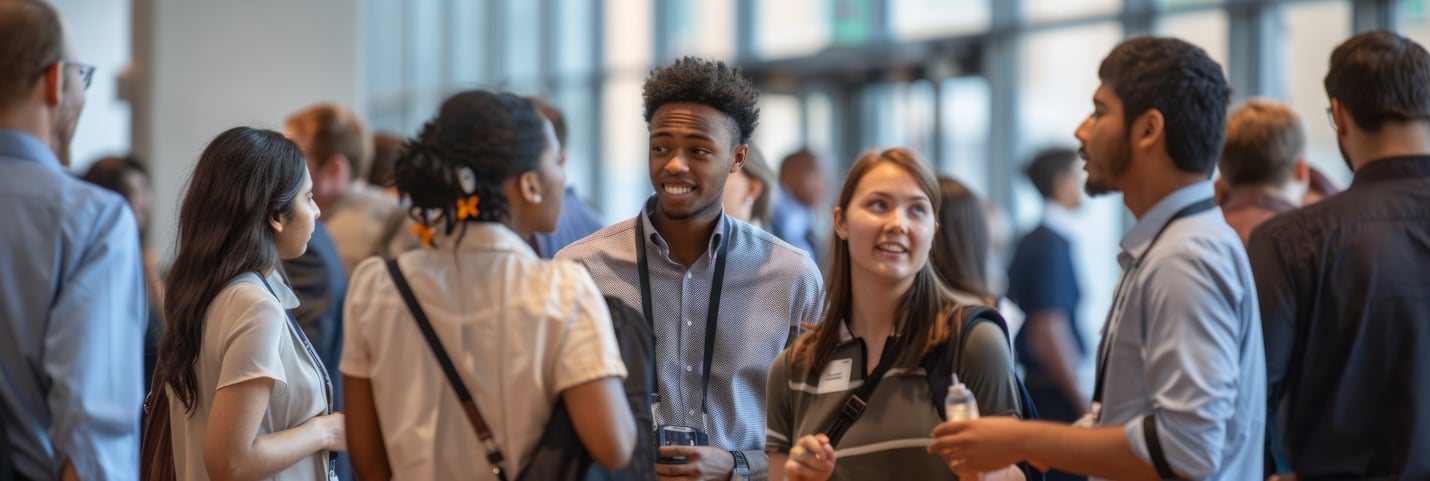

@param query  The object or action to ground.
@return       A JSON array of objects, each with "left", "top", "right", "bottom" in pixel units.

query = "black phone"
[{"left": 656, "top": 425, "right": 703, "bottom": 464}]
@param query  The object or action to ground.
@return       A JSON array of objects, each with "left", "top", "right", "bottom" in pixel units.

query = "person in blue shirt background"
[
  {"left": 0, "top": 0, "right": 147, "bottom": 479},
  {"left": 526, "top": 96, "right": 606, "bottom": 258}
]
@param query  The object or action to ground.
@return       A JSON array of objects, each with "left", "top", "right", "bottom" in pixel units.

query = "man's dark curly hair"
[
  {"left": 1099, "top": 36, "right": 1230, "bottom": 176},
  {"left": 642, "top": 56, "right": 760, "bottom": 145}
]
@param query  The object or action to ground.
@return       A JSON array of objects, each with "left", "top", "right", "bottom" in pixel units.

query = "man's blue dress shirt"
[{"left": 0, "top": 128, "right": 146, "bottom": 480}]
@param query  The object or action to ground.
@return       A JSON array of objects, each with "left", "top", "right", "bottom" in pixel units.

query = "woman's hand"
[
  {"left": 785, "top": 434, "right": 836, "bottom": 481},
  {"left": 305, "top": 412, "right": 347, "bottom": 452}
]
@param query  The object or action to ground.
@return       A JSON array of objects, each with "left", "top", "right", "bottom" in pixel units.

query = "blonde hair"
[
  {"left": 286, "top": 104, "right": 373, "bottom": 181},
  {"left": 1220, "top": 98, "right": 1305, "bottom": 187}
]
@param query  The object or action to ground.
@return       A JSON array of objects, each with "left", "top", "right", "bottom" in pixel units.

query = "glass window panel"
[
  {"left": 600, "top": 73, "right": 650, "bottom": 219},
  {"left": 606, "top": 0, "right": 653, "bottom": 71},
  {"left": 862, "top": 81, "right": 937, "bottom": 158},
  {"left": 941, "top": 76, "right": 991, "bottom": 196},
  {"left": 805, "top": 91, "right": 836, "bottom": 164},
  {"left": 756, "top": 0, "right": 830, "bottom": 58},
  {"left": 404, "top": 0, "right": 445, "bottom": 135},
  {"left": 1025, "top": 0, "right": 1120, "bottom": 23},
  {"left": 668, "top": 0, "right": 736, "bottom": 61},
  {"left": 1157, "top": 10, "right": 1229, "bottom": 74},
  {"left": 366, "top": 0, "right": 405, "bottom": 94},
  {"left": 556, "top": 0, "right": 596, "bottom": 76},
  {"left": 449, "top": 0, "right": 486, "bottom": 84},
  {"left": 1018, "top": 22, "right": 1124, "bottom": 362},
  {"left": 752, "top": 94, "right": 804, "bottom": 171},
  {"left": 890, "top": 0, "right": 990, "bottom": 40},
  {"left": 1277, "top": 1, "right": 1352, "bottom": 188},
  {"left": 1159, "top": 0, "right": 1224, "bottom": 7},
  {"left": 555, "top": 82, "right": 599, "bottom": 211},
  {"left": 503, "top": 0, "right": 543, "bottom": 82}
]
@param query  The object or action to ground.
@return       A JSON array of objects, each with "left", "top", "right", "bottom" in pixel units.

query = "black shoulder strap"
[
  {"left": 385, "top": 259, "right": 511, "bottom": 481},
  {"left": 0, "top": 393, "right": 12, "bottom": 481},
  {"left": 951, "top": 306, "right": 1002, "bottom": 370},
  {"left": 824, "top": 337, "right": 898, "bottom": 447}
]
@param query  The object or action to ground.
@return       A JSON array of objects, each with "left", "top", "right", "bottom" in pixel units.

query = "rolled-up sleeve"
[
  {"left": 44, "top": 202, "right": 145, "bottom": 480},
  {"left": 1128, "top": 252, "right": 1245, "bottom": 479}
]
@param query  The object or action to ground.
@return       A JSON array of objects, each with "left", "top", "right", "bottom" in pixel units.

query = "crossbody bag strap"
[
  {"left": 824, "top": 337, "right": 899, "bottom": 447},
  {"left": 385, "top": 259, "right": 510, "bottom": 481}
]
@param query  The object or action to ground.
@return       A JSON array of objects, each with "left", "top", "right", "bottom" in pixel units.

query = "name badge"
[{"left": 818, "top": 358, "right": 854, "bottom": 394}]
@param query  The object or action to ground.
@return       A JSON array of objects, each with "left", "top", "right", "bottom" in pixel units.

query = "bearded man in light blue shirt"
[
  {"left": 928, "top": 36, "right": 1264, "bottom": 481},
  {"left": 0, "top": 1, "right": 146, "bottom": 479}
]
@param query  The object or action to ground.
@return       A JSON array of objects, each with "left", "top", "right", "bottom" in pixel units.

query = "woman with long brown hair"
[
  {"left": 765, "top": 148, "right": 1024, "bottom": 481},
  {"left": 155, "top": 127, "right": 344, "bottom": 481}
]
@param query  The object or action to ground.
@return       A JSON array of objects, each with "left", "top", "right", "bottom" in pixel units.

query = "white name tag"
[{"left": 817, "top": 358, "right": 854, "bottom": 394}]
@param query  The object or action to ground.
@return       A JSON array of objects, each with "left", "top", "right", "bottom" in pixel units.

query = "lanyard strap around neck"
[
  {"left": 1091, "top": 197, "right": 1216, "bottom": 416},
  {"left": 635, "top": 216, "right": 732, "bottom": 415},
  {"left": 255, "top": 271, "right": 338, "bottom": 479}
]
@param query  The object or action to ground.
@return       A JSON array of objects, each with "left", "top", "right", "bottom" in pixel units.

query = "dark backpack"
[
  {"left": 924, "top": 305, "right": 1044, "bottom": 481},
  {"left": 584, "top": 297, "right": 657, "bottom": 481}
]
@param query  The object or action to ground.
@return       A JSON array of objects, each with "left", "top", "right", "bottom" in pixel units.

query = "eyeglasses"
[
  {"left": 66, "top": 61, "right": 95, "bottom": 91},
  {"left": 1325, "top": 106, "right": 1336, "bottom": 130},
  {"left": 32, "top": 61, "right": 95, "bottom": 91}
]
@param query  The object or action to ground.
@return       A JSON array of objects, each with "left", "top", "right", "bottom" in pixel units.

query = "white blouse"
[
  {"left": 341, "top": 223, "right": 627, "bottom": 480},
  {"left": 168, "top": 270, "right": 332, "bottom": 481}
]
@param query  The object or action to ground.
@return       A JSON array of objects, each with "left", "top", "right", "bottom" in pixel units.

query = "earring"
[
  {"left": 410, "top": 223, "right": 435, "bottom": 247},
  {"left": 532, "top": 194, "right": 542, "bottom": 205},
  {"left": 456, "top": 194, "right": 481, "bottom": 221}
]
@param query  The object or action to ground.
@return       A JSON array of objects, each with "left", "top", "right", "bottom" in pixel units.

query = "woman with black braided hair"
[{"left": 339, "top": 90, "right": 636, "bottom": 479}]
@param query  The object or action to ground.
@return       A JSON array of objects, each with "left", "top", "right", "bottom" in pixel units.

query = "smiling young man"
[
  {"left": 557, "top": 57, "right": 824, "bottom": 481},
  {"left": 927, "top": 37, "right": 1264, "bottom": 481}
]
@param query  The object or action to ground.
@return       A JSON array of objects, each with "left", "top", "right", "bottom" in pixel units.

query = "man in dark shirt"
[
  {"left": 1008, "top": 149, "right": 1088, "bottom": 420},
  {"left": 1250, "top": 30, "right": 1430, "bottom": 479},
  {"left": 1008, "top": 148, "right": 1088, "bottom": 481}
]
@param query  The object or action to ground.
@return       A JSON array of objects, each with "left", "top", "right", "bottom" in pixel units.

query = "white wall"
[
  {"left": 139, "top": 0, "right": 365, "bottom": 261},
  {"left": 51, "top": 0, "right": 131, "bottom": 172}
]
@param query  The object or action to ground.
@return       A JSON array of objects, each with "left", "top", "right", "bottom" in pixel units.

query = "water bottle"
[
  {"left": 944, "top": 373, "right": 980, "bottom": 421},
  {"left": 945, "top": 374, "right": 984, "bottom": 479}
]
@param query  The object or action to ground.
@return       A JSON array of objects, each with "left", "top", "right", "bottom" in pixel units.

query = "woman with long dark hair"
[
  {"left": 929, "top": 176, "right": 996, "bottom": 307},
  {"left": 155, "top": 127, "right": 344, "bottom": 481},
  {"left": 765, "top": 148, "right": 1024, "bottom": 481},
  {"left": 340, "top": 90, "right": 634, "bottom": 480}
]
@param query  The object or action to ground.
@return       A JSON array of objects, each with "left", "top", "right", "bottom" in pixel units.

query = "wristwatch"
[{"left": 730, "top": 450, "right": 751, "bottom": 479}]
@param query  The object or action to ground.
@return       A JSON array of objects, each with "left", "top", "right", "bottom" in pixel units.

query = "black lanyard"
[
  {"left": 1091, "top": 198, "right": 1216, "bottom": 420},
  {"left": 257, "top": 272, "right": 337, "bottom": 479},
  {"left": 635, "top": 217, "right": 732, "bottom": 415}
]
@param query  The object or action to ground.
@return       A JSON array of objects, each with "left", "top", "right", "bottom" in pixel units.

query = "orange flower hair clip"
[
  {"left": 456, "top": 194, "right": 481, "bottom": 221},
  {"left": 410, "top": 223, "right": 435, "bottom": 247}
]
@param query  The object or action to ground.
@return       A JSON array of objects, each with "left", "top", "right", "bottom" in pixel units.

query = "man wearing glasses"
[
  {"left": 0, "top": 1, "right": 146, "bottom": 480},
  {"left": 1250, "top": 31, "right": 1430, "bottom": 480}
]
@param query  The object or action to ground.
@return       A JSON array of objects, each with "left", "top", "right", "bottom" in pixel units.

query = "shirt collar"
[
  {"left": 1220, "top": 188, "right": 1298, "bottom": 215},
  {"left": 1120, "top": 180, "right": 1215, "bottom": 261},
  {"left": 435, "top": 222, "right": 539, "bottom": 258},
  {"left": 0, "top": 129, "right": 62, "bottom": 172},
  {"left": 1350, "top": 155, "right": 1430, "bottom": 188},
  {"left": 639, "top": 195, "right": 730, "bottom": 263},
  {"left": 1041, "top": 200, "right": 1080, "bottom": 240},
  {"left": 260, "top": 270, "right": 301, "bottom": 309}
]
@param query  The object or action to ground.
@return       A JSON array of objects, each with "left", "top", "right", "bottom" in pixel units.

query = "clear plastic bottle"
[
  {"left": 944, "top": 373, "right": 981, "bottom": 421},
  {"left": 944, "top": 374, "right": 984, "bottom": 480}
]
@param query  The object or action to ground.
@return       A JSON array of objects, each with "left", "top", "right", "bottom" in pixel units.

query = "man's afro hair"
[{"left": 642, "top": 56, "right": 760, "bottom": 144}]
